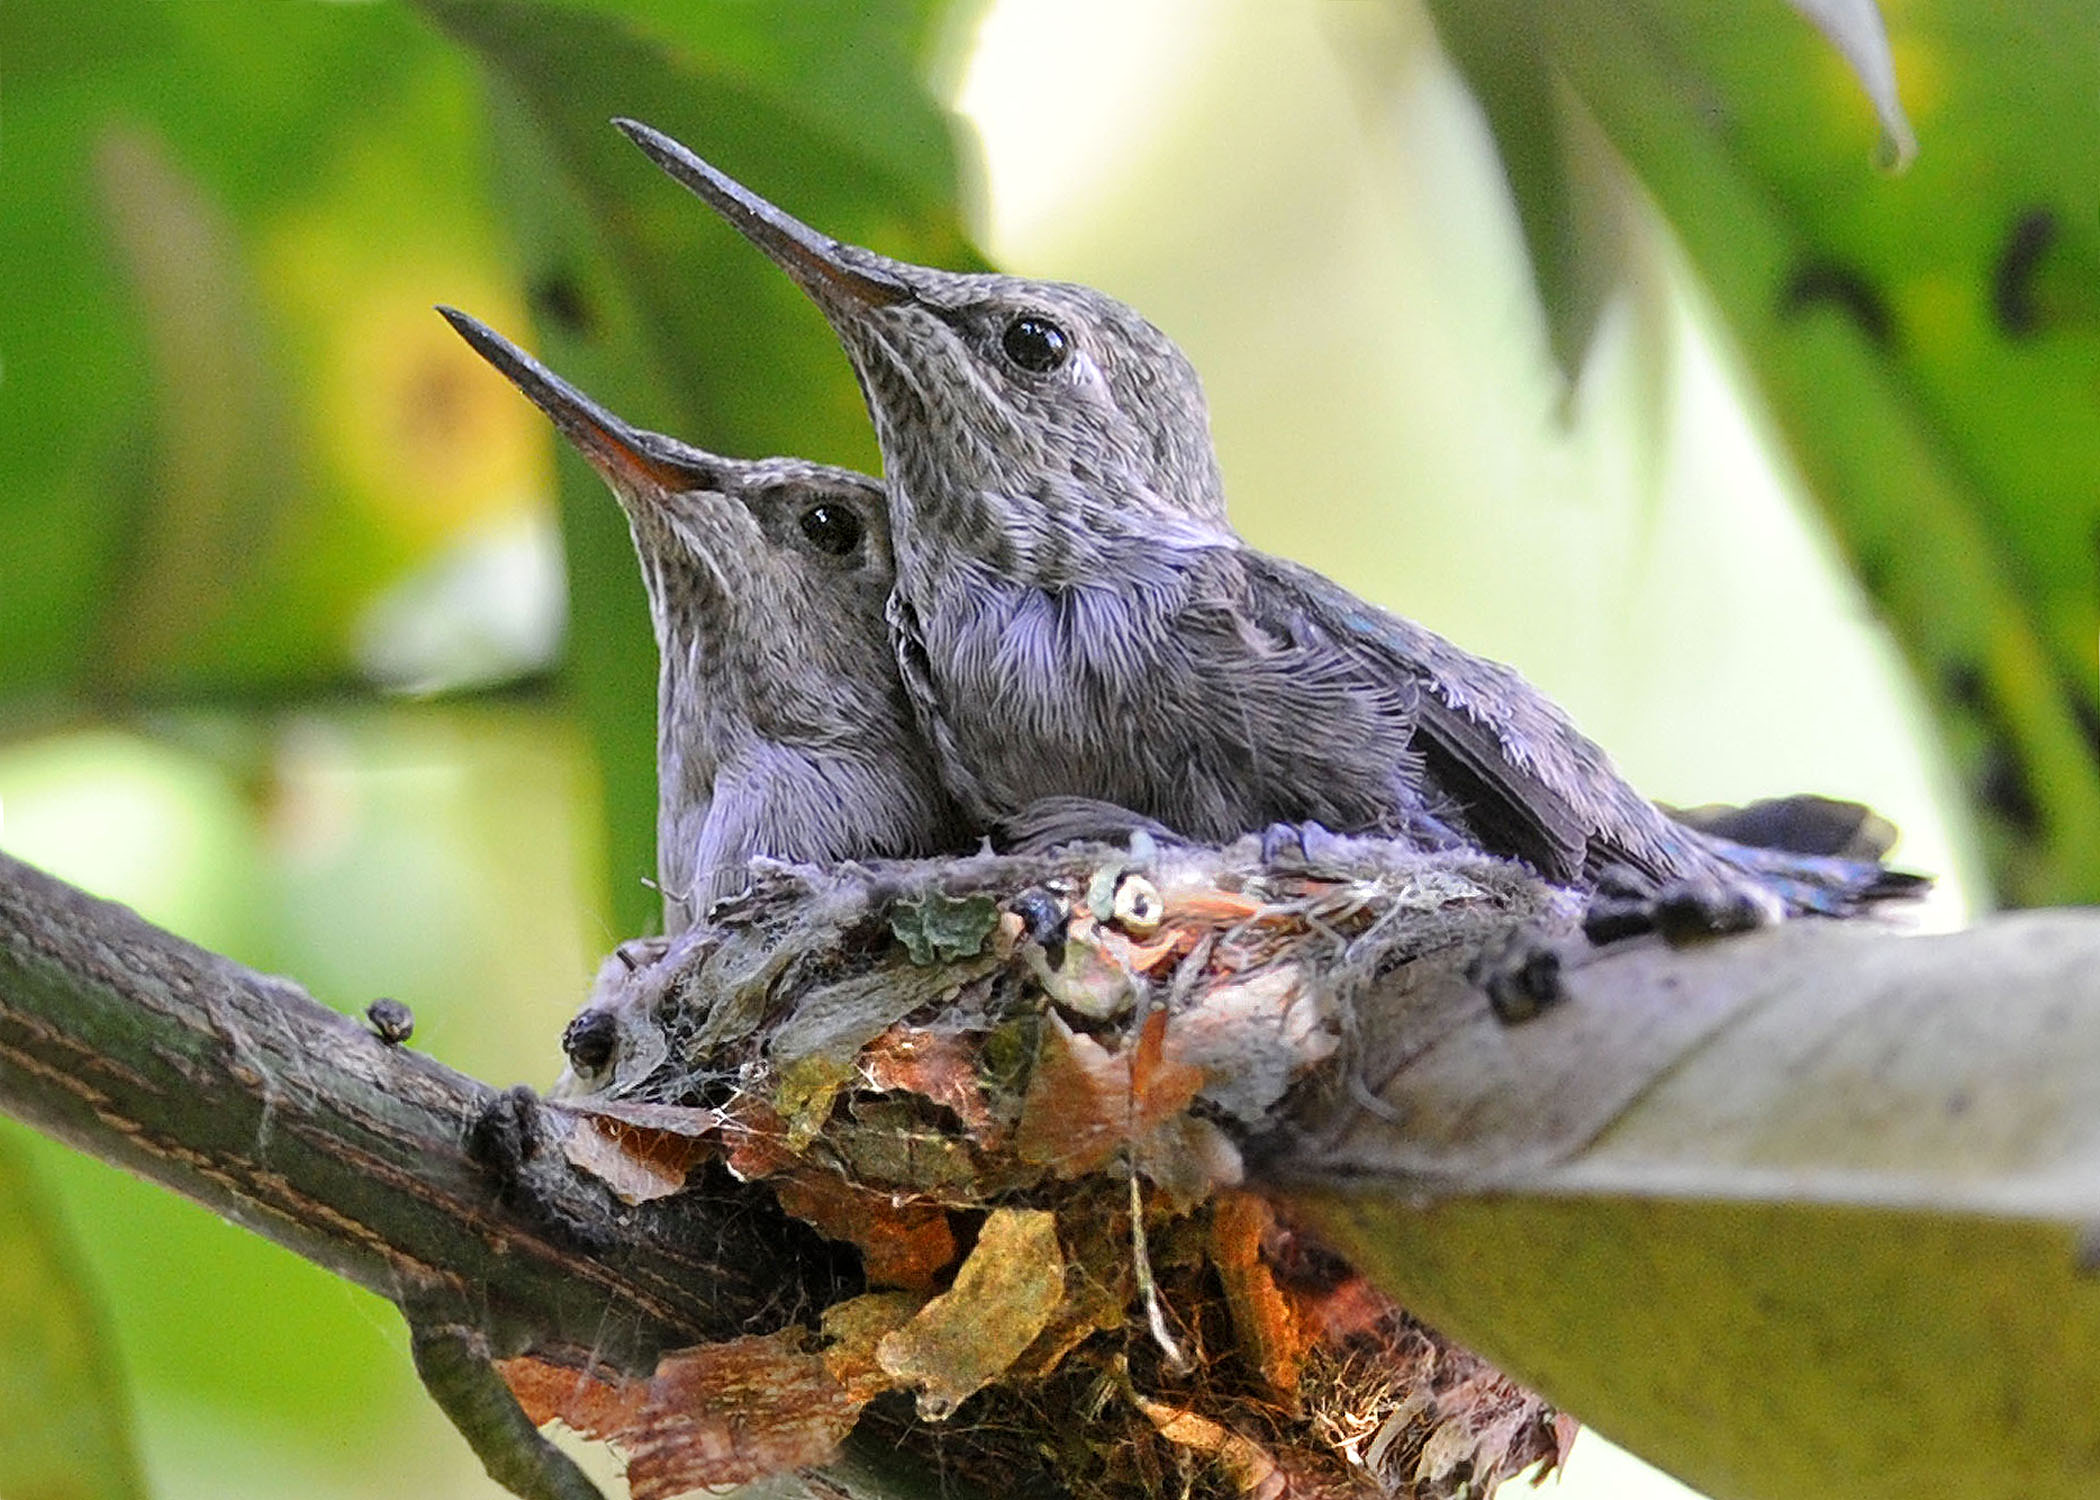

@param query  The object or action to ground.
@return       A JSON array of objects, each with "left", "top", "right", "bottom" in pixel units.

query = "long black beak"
[
  {"left": 436, "top": 306, "right": 728, "bottom": 496},
  {"left": 611, "top": 118, "right": 913, "bottom": 311}
]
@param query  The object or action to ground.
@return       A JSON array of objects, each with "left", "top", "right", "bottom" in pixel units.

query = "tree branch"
[
  {"left": 0, "top": 849, "right": 823, "bottom": 1370},
  {"left": 1271, "top": 908, "right": 2100, "bottom": 1500}
]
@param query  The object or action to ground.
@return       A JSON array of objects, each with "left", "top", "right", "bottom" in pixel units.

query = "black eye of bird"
[
  {"left": 1001, "top": 314, "right": 1069, "bottom": 374},
  {"left": 799, "top": 501, "right": 864, "bottom": 556}
]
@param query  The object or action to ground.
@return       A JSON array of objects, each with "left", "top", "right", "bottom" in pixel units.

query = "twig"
[{"left": 411, "top": 1324, "right": 609, "bottom": 1500}]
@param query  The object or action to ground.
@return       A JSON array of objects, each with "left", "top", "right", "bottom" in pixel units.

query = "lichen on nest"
[{"left": 517, "top": 835, "right": 1578, "bottom": 1499}]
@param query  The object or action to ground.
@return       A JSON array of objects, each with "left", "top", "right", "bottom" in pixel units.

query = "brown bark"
[{"left": 0, "top": 848, "right": 843, "bottom": 1373}]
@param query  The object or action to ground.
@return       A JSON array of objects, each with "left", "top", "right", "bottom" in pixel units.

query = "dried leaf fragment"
[
  {"left": 1014, "top": 1011, "right": 1206, "bottom": 1175},
  {"left": 555, "top": 1103, "right": 719, "bottom": 1204},
  {"left": 768, "top": 1168, "right": 958, "bottom": 1291},
  {"left": 723, "top": 1102, "right": 959, "bottom": 1288},
  {"left": 1095, "top": 919, "right": 1197, "bottom": 975},
  {"left": 1133, "top": 1394, "right": 1287, "bottom": 1499},
  {"left": 774, "top": 1053, "right": 856, "bottom": 1152},
  {"left": 498, "top": 1332, "right": 868, "bottom": 1498},
  {"left": 1211, "top": 1193, "right": 1308, "bottom": 1402},
  {"left": 892, "top": 890, "right": 1000, "bottom": 963},
  {"left": 1164, "top": 888, "right": 1266, "bottom": 925},
  {"left": 876, "top": 1206, "right": 1066, "bottom": 1416},
  {"left": 1132, "top": 1111, "right": 1245, "bottom": 1208},
  {"left": 1165, "top": 962, "right": 1336, "bottom": 1125},
  {"left": 860, "top": 1025, "right": 1003, "bottom": 1144},
  {"left": 820, "top": 1290, "right": 926, "bottom": 1401},
  {"left": 1034, "top": 912, "right": 1144, "bottom": 1018}
]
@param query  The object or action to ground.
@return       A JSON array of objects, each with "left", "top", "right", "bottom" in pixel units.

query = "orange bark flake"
[
  {"left": 1163, "top": 888, "right": 1267, "bottom": 925},
  {"left": 500, "top": 1353, "right": 648, "bottom": 1435},
  {"left": 768, "top": 1167, "right": 958, "bottom": 1290},
  {"left": 1210, "top": 1193, "right": 1309, "bottom": 1401},
  {"left": 718, "top": 1098, "right": 798, "bottom": 1181},
  {"left": 498, "top": 1333, "right": 868, "bottom": 1497},
  {"left": 1092, "top": 920, "right": 1197, "bottom": 974},
  {"left": 1014, "top": 1010, "right": 1206, "bottom": 1175},
  {"left": 860, "top": 1025, "right": 1003, "bottom": 1143},
  {"left": 714, "top": 1099, "right": 959, "bottom": 1289},
  {"left": 557, "top": 1111, "right": 717, "bottom": 1205},
  {"left": 716, "top": 1096, "right": 958, "bottom": 1287},
  {"left": 1133, "top": 1395, "right": 1289, "bottom": 1500}
]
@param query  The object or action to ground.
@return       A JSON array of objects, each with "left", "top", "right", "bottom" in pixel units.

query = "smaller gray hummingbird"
[{"left": 440, "top": 308, "right": 969, "bottom": 933}]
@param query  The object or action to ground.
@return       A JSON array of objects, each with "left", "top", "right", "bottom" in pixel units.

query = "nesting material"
[{"left": 515, "top": 838, "right": 1579, "bottom": 1498}]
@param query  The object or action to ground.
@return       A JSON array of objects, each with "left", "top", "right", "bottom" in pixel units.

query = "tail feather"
[
  {"left": 1706, "top": 834, "right": 1931, "bottom": 917},
  {"left": 1668, "top": 794, "right": 1897, "bottom": 862}
]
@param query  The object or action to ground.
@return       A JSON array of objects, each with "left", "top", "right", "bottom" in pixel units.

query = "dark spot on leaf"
[
  {"left": 1937, "top": 659, "right": 2047, "bottom": 836},
  {"left": 1850, "top": 545, "right": 1892, "bottom": 601},
  {"left": 1650, "top": 877, "right": 1771, "bottom": 940},
  {"left": 1976, "top": 740, "right": 2042, "bottom": 836},
  {"left": 2075, "top": 1224, "right": 2100, "bottom": 1275},
  {"left": 530, "top": 270, "right": 595, "bottom": 337},
  {"left": 1940, "top": 660, "right": 1989, "bottom": 712},
  {"left": 1992, "top": 208, "right": 2058, "bottom": 338},
  {"left": 1582, "top": 895, "right": 1654, "bottom": 946},
  {"left": 1779, "top": 259, "right": 1894, "bottom": 348},
  {"left": 1483, "top": 943, "right": 1563, "bottom": 1024},
  {"left": 1470, "top": 931, "right": 1568, "bottom": 1020},
  {"left": 2068, "top": 686, "right": 2100, "bottom": 769}
]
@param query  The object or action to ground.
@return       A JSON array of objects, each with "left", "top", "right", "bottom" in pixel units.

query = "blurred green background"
[{"left": 5, "top": 0, "right": 2096, "bottom": 1496}]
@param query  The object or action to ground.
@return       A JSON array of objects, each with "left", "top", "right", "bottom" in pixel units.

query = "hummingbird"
[
  {"left": 439, "top": 308, "right": 970, "bottom": 934},
  {"left": 610, "top": 122, "right": 1920, "bottom": 923}
]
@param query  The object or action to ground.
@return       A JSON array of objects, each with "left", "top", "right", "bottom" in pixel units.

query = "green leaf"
[
  {"left": 418, "top": 0, "right": 985, "bottom": 468},
  {"left": 0, "top": 1134, "right": 146, "bottom": 1500},
  {"left": 0, "top": 0, "right": 550, "bottom": 708},
  {"left": 85, "top": 121, "right": 300, "bottom": 693},
  {"left": 1427, "top": 0, "right": 1913, "bottom": 380},
  {"left": 420, "top": 0, "right": 987, "bottom": 934},
  {"left": 1422, "top": 0, "right": 1632, "bottom": 383},
  {"left": 1453, "top": 0, "right": 2100, "bottom": 905}
]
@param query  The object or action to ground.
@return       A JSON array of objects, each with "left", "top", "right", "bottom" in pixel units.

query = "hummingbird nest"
[{"left": 508, "top": 836, "right": 1580, "bottom": 1499}]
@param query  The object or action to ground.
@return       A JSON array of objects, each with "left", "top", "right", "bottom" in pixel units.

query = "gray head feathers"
[{"left": 440, "top": 306, "right": 967, "bottom": 932}]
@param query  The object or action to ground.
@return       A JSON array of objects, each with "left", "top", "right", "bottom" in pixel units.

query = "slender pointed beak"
[
  {"left": 436, "top": 306, "right": 727, "bottom": 498},
  {"left": 612, "top": 118, "right": 913, "bottom": 311}
]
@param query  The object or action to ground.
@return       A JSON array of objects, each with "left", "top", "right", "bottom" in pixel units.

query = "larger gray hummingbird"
[
  {"left": 440, "top": 308, "right": 970, "bottom": 934},
  {"left": 612, "top": 123, "right": 1918, "bottom": 918}
]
